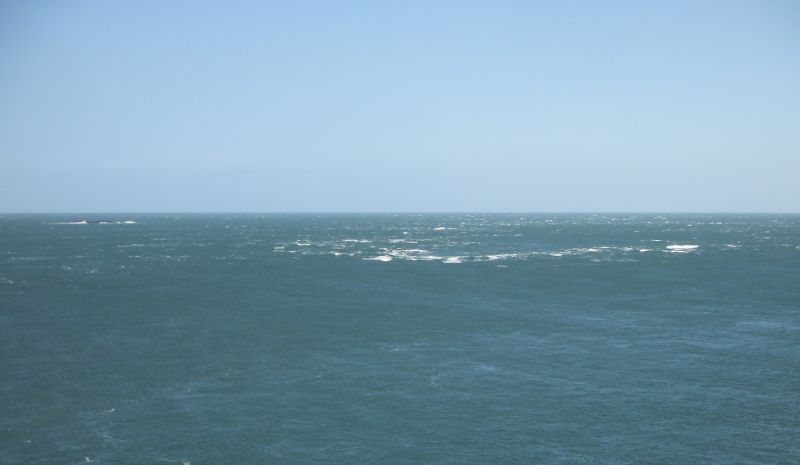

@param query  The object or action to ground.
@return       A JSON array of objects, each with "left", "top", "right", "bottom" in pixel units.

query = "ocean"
[{"left": 1, "top": 214, "right": 798, "bottom": 464}]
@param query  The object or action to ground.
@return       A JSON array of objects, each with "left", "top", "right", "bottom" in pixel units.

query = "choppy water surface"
[{"left": 1, "top": 214, "right": 799, "bottom": 464}]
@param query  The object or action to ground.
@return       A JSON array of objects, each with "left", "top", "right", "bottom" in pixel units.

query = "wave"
[
  {"left": 666, "top": 245, "right": 699, "bottom": 252},
  {"left": 56, "top": 220, "right": 137, "bottom": 225},
  {"left": 274, "top": 240, "right": 713, "bottom": 263}
]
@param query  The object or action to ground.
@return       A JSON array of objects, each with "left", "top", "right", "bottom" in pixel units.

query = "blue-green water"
[{"left": 1, "top": 214, "right": 799, "bottom": 464}]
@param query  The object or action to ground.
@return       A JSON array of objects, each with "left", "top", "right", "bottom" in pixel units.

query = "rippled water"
[{"left": 1, "top": 214, "right": 798, "bottom": 464}]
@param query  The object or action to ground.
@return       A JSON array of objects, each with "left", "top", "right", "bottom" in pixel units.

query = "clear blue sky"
[{"left": 1, "top": 0, "right": 799, "bottom": 212}]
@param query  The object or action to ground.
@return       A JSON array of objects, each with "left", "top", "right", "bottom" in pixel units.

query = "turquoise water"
[{"left": 1, "top": 214, "right": 798, "bottom": 464}]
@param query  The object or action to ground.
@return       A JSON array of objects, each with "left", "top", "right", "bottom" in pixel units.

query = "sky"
[{"left": 1, "top": 0, "right": 799, "bottom": 213}]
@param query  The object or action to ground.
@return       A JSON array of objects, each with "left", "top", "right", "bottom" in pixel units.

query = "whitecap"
[
  {"left": 412, "top": 255, "right": 445, "bottom": 261},
  {"left": 486, "top": 254, "right": 517, "bottom": 261},
  {"left": 386, "top": 249, "right": 443, "bottom": 261},
  {"left": 364, "top": 256, "right": 392, "bottom": 261},
  {"left": 666, "top": 244, "right": 699, "bottom": 252},
  {"left": 442, "top": 256, "right": 462, "bottom": 263},
  {"left": 392, "top": 249, "right": 429, "bottom": 254}
]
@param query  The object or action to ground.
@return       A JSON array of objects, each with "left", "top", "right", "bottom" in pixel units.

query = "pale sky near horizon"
[{"left": 1, "top": 0, "right": 799, "bottom": 213}]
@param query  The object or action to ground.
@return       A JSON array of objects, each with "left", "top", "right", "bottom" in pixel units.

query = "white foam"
[
  {"left": 413, "top": 255, "right": 445, "bottom": 261},
  {"left": 486, "top": 254, "right": 517, "bottom": 261},
  {"left": 385, "top": 248, "right": 443, "bottom": 261},
  {"left": 666, "top": 244, "right": 698, "bottom": 252},
  {"left": 364, "top": 255, "right": 392, "bottom": 261},
  {"left": 442, "top": 256, "right": 462, "bottom": 263},
  {"left": 392, "top": 248, "right": 428, "bottom": 254},
  {"left": 433, "top": 227, "right": 447, "bottom": 230}
]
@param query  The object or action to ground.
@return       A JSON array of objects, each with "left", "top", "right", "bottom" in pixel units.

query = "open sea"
[{"left": 1, "top": 214, "right": 798, "bottom": 464}]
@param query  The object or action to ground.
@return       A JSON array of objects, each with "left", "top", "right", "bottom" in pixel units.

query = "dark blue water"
[{"left": 1, "top": 214, "right": 798, "bottom": 464}]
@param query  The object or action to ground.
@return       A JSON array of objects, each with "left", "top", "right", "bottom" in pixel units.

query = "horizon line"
[{"left": 3, "top": 211, "right": 800, "bottom": 216}]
